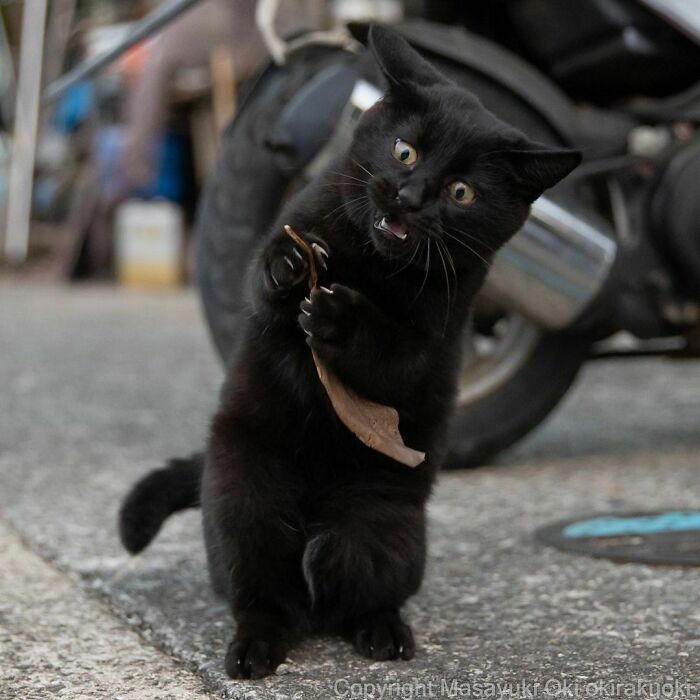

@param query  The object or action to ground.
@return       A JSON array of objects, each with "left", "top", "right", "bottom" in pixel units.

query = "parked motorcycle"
[{"left": 196, "top": 0, "right": 700, "bottom": 467}]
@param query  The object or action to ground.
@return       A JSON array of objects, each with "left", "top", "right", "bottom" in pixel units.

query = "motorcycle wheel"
[
  {"left": 197, "top": 42, "right": 589, "bottom": 468},
  {"left": 445, "top": 312, "right": 587, "bottom": 467}
]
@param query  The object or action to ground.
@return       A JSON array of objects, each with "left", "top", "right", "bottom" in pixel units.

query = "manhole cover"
[{"left": 535, "top": 510, "right": 700, "bottom": 565}]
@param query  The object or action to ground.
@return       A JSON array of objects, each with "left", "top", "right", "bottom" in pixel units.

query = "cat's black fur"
[{"left": 119, "top": 26, "right": 580, "bottom": 679}]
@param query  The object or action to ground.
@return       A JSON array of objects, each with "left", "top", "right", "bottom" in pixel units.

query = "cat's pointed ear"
[
  {"left": 505, "top": 144, "right": 582, "bottom": 202},
  {"left": 368, "top": 24, "right": 449, "bottom": 93}
]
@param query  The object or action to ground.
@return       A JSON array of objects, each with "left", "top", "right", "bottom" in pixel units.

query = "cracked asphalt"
[{"left": 1, "top": 283, "right": 699, "bottom": 699}]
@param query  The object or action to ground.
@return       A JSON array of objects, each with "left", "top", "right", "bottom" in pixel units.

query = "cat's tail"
[{"left": 119, "top": 454, "right": 203, "bottom": 554}]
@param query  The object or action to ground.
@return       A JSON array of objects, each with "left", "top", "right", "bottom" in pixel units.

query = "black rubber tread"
[{"left": 444, "top": 334, "right": 588, "bottom": 468}]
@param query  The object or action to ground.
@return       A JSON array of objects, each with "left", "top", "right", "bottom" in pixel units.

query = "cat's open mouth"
[{"left": 374, "top": 216, "right": 408, "bottom": 241}]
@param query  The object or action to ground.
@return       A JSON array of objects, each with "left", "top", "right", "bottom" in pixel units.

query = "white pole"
[{"left": 4, "top": 0, "right": 48, "bottom": 264}]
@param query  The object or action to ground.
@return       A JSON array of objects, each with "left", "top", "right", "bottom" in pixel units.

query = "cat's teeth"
[
  {"left": 376, "top": 216, "right": 408, "bottom": 241},
  {"left": 387, "top": 220, "right": 408, "bottom": 240}
]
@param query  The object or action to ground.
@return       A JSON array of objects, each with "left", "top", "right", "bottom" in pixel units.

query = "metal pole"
[
  {"left": 43, "top": 0, "right": 77, "bottom": 89},
  {"left": 5, "top": 0, "right": 48, "bottom": 264},
  {"left": 42, "top": 0, "right": 204, "bottom": 105}
]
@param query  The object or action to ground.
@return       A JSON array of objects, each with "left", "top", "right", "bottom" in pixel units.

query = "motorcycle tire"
[{"left": 197, "top": 34, "right": 590, "bottom": 467}]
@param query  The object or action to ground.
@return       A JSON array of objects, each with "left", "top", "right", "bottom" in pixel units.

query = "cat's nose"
[{"left": 396, "top": 182, "right": 425, "bottom": 211}]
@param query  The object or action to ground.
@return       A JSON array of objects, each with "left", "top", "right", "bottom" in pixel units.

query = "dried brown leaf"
[
  {"left": 284, "top": 225, "right": 425, "bottom": 468},
  {"left": 312, "top": 350, "right": 426, "bottom": 467}
]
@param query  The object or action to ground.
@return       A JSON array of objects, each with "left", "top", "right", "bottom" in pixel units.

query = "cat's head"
[{"left": 343, "top": 25, "right": 581, "bottom": 270}]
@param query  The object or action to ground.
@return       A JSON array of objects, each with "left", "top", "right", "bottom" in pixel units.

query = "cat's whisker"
[
  {"left": 350, "top": 158, "right": 374, "bottom": 179},
  {"left": 324, "top": 194, "right": 368, "bottom": 220},
  {"left": 436, "top": 240, "right": 452, "bottom": 303},
  {"left": 444, "top": 225, "right": 499, "bottom": 255},
  {"left": 329, "top": 181, "right": 367, "bottom": 189},
  {"left": 441, "top": 229, "right": 490, "bottom": 266},
  {"left": 345, "top": 198, "right": 371, "bottom": 214},
  {"left": 435, "top": 239, "right": 457, "bottom": 335},
  {"left": 327, "top": 169, "right": 370, "bottom": 185},
  {"left": 339, "top": 206, "right": 370, "bottom": 231},
  {"left": 412, "top": 238, "right": 431, "bottom": 303},
  {"left": 343, "top": 199, "right": 372, "bottom": 226},
  {"left": 435, "top": 240, "right": 451, "bottom": 337},
  {"left": 327, "top": 204, "right": 357, "bottom": 230},
  {"left": 438, "top": 237, "right": 458, "bottom": 288},
  {"left": 444, "top": 243, "right": 459, "bottom": 300},
  {"left": 387, "top": 237, "right": 422, "bottom": 278},
  {"left": 344, "top": 194, "right": 370, "bottom": 209},
  {"left": 446, "top": 247, "right": 457, "bottom": 282}
]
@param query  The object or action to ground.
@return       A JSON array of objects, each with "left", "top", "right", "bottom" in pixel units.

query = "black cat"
[{"left": 119, "top": 25, "right": 580, "bottom": 680}]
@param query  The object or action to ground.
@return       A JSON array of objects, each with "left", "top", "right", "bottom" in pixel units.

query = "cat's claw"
[
  {"left": 312, "top": 243, "right": 329, "bottom": 269},
  {"left": 352, "top": 619, "right": 415, "bottom": 662},
  {"left": 264, "top": 234, "right": 330, "bottom": 295},
  {"left": 225, "top": 635, "right": 287, "bottom": 680}
]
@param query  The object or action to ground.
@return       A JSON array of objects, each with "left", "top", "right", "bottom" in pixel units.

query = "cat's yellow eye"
[
  {"left": 448, "top": 180, "right": 476, "bottom": 205},
  {"left": 392, "top": 139, "right": 418, "bottom": 166}
]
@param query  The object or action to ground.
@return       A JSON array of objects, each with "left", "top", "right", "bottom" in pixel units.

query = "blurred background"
[
  {"left": 1, "top": 0, "right": 694, "bottom": 286},
  {"left": 0, "top": 0, "right": 329, "bottom": 282}
]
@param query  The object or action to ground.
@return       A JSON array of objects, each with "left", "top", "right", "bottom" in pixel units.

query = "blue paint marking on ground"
[{"left": 563, "top": 512, "right": 700, "bottom": 539}]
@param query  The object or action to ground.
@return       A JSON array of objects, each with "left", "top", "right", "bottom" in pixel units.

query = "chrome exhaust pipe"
[{"left": 481, "top": 197, "right": 617, "bottom": 330}]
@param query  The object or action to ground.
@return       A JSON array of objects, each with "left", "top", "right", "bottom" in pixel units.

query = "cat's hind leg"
[
  {"left": 304, "top": 498, "right": 426, "bottom": 661},
  {"left": 202, "top": 457, "right": 309, "bottom": 679},
  {"left": 220, "top": 511, "right": 308, "bottom": 679}
]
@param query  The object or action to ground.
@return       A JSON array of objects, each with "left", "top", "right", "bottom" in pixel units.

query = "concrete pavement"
[
  {"left": 0, "top": 521, "right": 214, "bottom": 699},
  {"left": 1, "top": 283, "right": 699, "bottom": 699}
]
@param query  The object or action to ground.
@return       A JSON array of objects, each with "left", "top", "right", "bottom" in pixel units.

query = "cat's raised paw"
[
  {"left": 225, "top": 635, "right": 288, "bottom": 680},
  {"left": 352, "top": 618, "right": 415, "bottom": 662},
  {"left": 265, "top": 234, "right": 329, "bottom": 296},
  {"left": 298, "top": 283, "right": 362, "bottom": 345}
]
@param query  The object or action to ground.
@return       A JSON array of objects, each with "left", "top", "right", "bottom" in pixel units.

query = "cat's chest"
[{"left": 324, "top": 256, "right": 418, "bottom": 324}]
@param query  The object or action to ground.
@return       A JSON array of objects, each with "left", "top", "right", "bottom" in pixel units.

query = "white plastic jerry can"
[{"left": 115, "top": 199, "right": 184, "bottom": 288}]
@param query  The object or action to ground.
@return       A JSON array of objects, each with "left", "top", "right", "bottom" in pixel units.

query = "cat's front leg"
[{"left": 298, "top": 284, "right": 430, "bottom": 405}]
